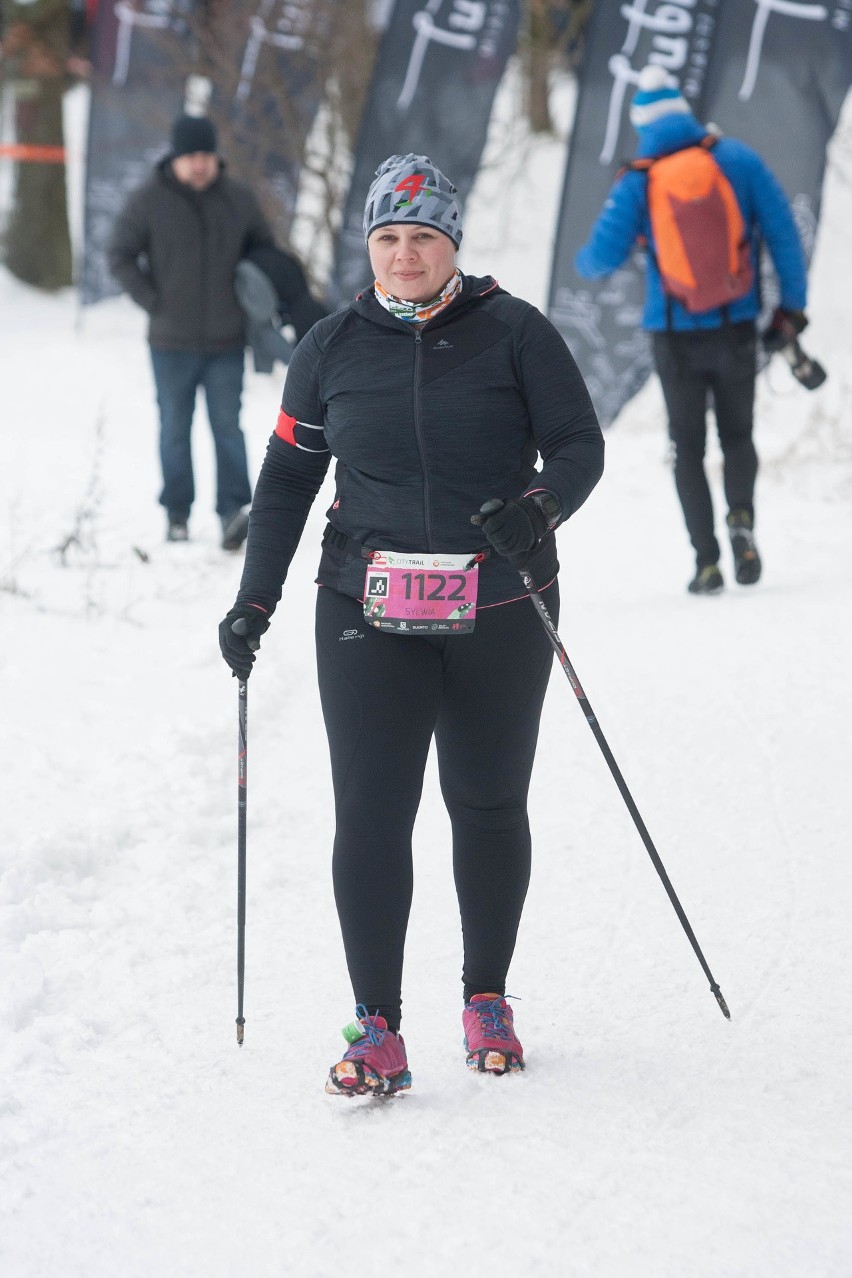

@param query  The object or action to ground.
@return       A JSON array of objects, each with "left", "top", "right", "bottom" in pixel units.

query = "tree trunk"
[
  {"left": 1, "top": 0, "right": 72, "bottom": 289},
  {"left": 526, "top": 0, "right": 554, "bottom": 135}
]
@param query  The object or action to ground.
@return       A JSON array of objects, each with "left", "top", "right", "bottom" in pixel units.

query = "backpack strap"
[
  {"left": 616, "top": 156, "right": 653, "bottom": 181},
  {"left": 618, "top": 134, "right": 719, "bottom": 180}
]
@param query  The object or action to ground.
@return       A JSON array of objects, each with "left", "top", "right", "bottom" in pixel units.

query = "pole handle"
[
  {"left": 232, "top": 615, "right": 260, "bottom": 652},
  {"left": 470, "top": 498, "right": 505, "bottom": 527}
]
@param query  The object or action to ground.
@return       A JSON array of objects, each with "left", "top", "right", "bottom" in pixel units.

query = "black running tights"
[
  {"left": 653, "top": 323, "right": 758, "bottom": 568},
  {"left": 314, "top": 583, "right": 559, "bottom": 1031}
]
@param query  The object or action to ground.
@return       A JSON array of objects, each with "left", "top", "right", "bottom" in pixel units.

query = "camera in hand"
[
  {"left": 780, "top": 337, "right": 827, "bottom": 391},
  {"left": 762, "top": 307, "right": 827, "bottom": 391}
]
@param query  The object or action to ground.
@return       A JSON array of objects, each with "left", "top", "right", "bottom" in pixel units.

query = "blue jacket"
[{"left": 574, "top": 114, "right": 808, "bottom": 331}]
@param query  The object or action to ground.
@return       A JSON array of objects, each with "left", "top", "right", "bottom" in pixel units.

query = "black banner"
[
  {"left": 547, "top": 0, "right": 852, "bottom": 427},
  {"left": 222, "top": 0, "right": 328, "bottom": 245},
  {"left": 80, "top": 0, "right": 327, "bottom": 305},
  {"left": 80, "top": 0, "right": 196, "bottom": 304},
  {"left": 328, "top": 0, "right": 521, "bottom": 307}
]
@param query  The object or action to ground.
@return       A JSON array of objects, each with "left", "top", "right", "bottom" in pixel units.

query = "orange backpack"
[{"left": 626, "top": 135, "right": 753, "bottom": 314}]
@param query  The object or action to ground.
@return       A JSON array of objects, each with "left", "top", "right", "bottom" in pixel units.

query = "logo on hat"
[{"left": 394, "top": 173, "right": 429, "bottom": 207}]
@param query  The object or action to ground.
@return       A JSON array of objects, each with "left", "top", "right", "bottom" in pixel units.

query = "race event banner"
[
  {"left": 80, "top": 0, "right": 326, "bottom": 305},
  {"left": 80, "top": 0, "right": 196, "bottom": 304},
  {"left": 328, "top": 0, "right": 521, "bottom": 307},
  {"left": 548, "top": 0, "right": 852, "bottom": 427},
  {"left": 225, "top": 0, "right": 328, "bottom": 246}
]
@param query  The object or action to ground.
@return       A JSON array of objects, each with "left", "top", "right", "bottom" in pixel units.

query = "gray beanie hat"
[{"left": 363, "top": 153, "right": 463, "bottom": 247}]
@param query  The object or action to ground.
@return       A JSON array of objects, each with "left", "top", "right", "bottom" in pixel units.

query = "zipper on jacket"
[
  {"left": 412, "top": 328, "right": 433, "bottom": 550},
  {"left": 174, "top": 183, "right": 210, "bottom": 347},
  {"left": 197, "top": 195, "right": 210, "bottom": 347}
]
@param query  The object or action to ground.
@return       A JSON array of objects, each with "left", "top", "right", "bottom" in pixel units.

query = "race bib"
[{"left": 363, "top": 550, "right": 479, "bottom": 634}]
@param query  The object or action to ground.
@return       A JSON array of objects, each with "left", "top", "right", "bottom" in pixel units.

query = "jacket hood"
[{"left": 635, "top": 113, "right": 707, "bottom": 159}]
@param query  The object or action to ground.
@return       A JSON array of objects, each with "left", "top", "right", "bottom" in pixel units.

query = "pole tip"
[
  {"left": 236, "top": 1017, "right": 245, "bottom": 1045},
  {"left": 712, "top": 985, "right": 731, "bottom": 1020}
]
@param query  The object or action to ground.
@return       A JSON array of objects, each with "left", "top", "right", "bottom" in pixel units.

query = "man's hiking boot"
[
  {"left": 688, "top": 564, "right": 724, "bottom": 595},
  {"left": 166, "top": 517, "right": 189, "bottom": 543},
  {"left": 221, "top": 508, "right": 250, "bottom": 552},
  {"left": 463, "top": 994, "right": 525, "bottom": 1075},
  {"left": 727, "top": 510, "right": 762, "bottom": 585},
  {"left": 325, "top": 1007, "right": 411, "bottom": 1097}
]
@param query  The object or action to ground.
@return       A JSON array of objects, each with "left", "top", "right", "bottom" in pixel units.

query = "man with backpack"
[{"left": 575, "top": 65, "right": 809, "bottom": 594}]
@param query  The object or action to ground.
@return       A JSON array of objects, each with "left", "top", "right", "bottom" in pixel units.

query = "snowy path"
[
  {"left": 2, "top": 92, "right": 851, "bottom": 1278},
  {"left": 2, "top": 282, "right": 850, "bottom": 1277}
]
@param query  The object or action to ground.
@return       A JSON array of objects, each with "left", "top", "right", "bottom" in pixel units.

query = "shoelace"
[
  {"left": 344, "top": 1005, "right": 387, "bottom": 1057},
  {"left": 470, "top": 996, "right": 514, "bottom": 1040}
]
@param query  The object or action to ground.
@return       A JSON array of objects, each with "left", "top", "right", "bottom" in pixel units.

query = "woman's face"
[{"left": 368, "top": 224, "right": 457, "bottom": 303}]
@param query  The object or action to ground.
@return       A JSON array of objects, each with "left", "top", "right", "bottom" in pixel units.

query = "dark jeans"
[
  {"left": 653, "top": 323, "right": 758, "bottom": 568},
  {"left": 315, "top": 583, "right": 559, "bottom": 1031},
  {"left": 150, "top": 347, "right": 252, "bottom": 521}
]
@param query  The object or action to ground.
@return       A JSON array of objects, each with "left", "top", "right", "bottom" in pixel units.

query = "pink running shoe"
[
  {"left": 325, "top": 1006, "right": 412, "bottom": 1097},
  {"left": 463, "top": 994, "right": 525, "bottom": 1074}
]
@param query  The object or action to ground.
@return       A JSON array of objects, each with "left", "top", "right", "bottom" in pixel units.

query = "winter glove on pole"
[
  {"left": 474, "top": 494, "right": 559, "bottom": 567},
  {"left": 219, "top": 604, "right": 270, "bottom": 679}
]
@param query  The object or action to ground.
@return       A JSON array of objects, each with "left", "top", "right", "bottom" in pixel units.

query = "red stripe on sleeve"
[{"left": 275, "top": 409, "right": 298, "bottom": 446}]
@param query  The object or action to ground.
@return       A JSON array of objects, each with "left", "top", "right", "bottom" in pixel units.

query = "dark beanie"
[{"left": 170, "top": 114, "right": 218, "bottom": 158}]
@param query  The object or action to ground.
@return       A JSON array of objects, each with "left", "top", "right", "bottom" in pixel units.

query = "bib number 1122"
[
  {"left": 362, "top": 550, "right": 479, "bottom": 634},
  {"left": 401, "top": 572, "right": 467, "bottom": 602}
]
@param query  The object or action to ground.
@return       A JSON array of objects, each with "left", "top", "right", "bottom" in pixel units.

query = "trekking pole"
[
  {"left": 474, "top": 501, "right": 731, "bottom": 1020},
  {"left": 231, "top": 617, "right": 259, "bottom": 1044},
  {"left": 235, "top": 674, "right": 248, "bottom": 1044}
]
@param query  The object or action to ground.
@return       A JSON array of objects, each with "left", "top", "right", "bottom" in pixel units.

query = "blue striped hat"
[
  {"left": 629, "top": 65, "right": 691, "bottom": 129},
  {"left": 363, "top": 154, "right": 463, "bottom": 247}
]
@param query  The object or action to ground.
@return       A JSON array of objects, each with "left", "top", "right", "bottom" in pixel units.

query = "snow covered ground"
[{"left": 1, "top": 76, "right": 851, "bottom": 1278}]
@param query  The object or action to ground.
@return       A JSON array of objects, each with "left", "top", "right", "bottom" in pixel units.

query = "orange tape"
[{"left": 0, "top": 143, "right": 67, "bottom": 163}]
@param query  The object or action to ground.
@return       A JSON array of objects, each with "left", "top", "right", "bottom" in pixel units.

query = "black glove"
[
  {"left": 473, "top": 495, "right": 557, "bottom": 567},
  {"left": 763, "top": 306, "right": 808, "bottom": 353},
  {"left": 219, "top": 603, "right": 270, "bottom": 679}
]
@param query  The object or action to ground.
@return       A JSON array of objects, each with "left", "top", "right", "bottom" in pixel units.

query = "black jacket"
[
  {"left": 237, "top": 274, "right": 604, "bottom": 611},
  {"left": 107, "top": 158, "right": 273, "bottom": 352}
]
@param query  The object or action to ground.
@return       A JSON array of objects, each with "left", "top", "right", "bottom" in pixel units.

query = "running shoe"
[
  {"left": 325, "top": 1006, "right": 411, "bottom": 1097},
  {"left": 687, "top": 563, "right": 724, "bottom": 595},
  {"left": 463, "top": 994, "right": 525, "bottom": 1075},
  {"left": 727, "top": 510, "right": 762, "bottom": 585}
]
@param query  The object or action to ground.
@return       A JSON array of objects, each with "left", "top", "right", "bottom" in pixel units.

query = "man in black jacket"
[{"left": 108, "top": 113, "right": 274, "bottom": 548}]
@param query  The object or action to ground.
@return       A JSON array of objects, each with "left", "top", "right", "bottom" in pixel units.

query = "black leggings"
[
  {"left": 315, "top": 582, "right": 559, "bottom": 1030},
  {"left": 653, "top": 323, "right": 758, "bottom": 568}
]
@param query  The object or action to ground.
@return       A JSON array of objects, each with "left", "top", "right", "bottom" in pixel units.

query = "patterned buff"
[{"left": 373, "top": 268, "right": 462, "bottom": 323}]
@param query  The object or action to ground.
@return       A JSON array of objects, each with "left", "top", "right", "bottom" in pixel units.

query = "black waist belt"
[{"left": 322, "top": 523, "right": 490, "bottom": 563}]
